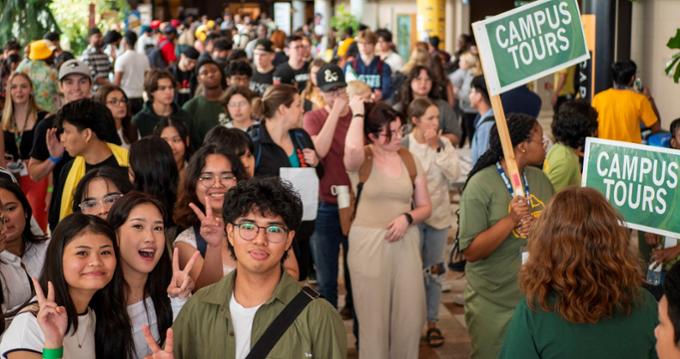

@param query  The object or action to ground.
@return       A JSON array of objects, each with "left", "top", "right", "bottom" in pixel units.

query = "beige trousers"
[{"left": 348, "top": 225, "right": 426, "bottom": 359}]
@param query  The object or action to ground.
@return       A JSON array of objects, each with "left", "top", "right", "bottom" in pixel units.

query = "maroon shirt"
[{"left": 303, "top": 109, "right": 353, "bottom": 204}]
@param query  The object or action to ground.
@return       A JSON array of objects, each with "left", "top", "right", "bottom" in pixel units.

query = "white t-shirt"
[
  {"left": 382, "top": 51, "right": 404, "bottom": 73},
  {"left": 128, "top": 296, "right": 186, "bottom": 359},
  {"left": 0, "top": 240, "right": 50, "bottom": 325},
  {"left": 114, "top": 49, "right": 150, "bottom": 98},
  {"left": 173, "top": 228, "right": 235, "bottom": 275},
  {"left": 229, "top": 295, "right": 262, "bottom": 359},
  {"left": 0, "top": 304, "right": 96, "bottom": 358}
]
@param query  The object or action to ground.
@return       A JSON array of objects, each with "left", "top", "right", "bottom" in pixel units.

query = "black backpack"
[{"left": 148, "top": 40, "right": 169, "bottom": 70}]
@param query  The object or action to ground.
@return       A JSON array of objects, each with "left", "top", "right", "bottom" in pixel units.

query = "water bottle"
[{"left": 646, "top": 261, "right": 663, "bottom": 286}]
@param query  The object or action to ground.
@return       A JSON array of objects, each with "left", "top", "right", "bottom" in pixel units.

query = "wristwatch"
[{"left": 403, "top": 212, "right": 414, "bottom": 225}]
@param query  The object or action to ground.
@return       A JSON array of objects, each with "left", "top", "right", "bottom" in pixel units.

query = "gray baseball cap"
[{"left": 58, "top": 59, "right": 92, "bottom": 81}]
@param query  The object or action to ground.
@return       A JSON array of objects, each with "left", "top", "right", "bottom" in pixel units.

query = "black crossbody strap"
[{"left": 245, "top": 286, "right": 320, "bottom": 359}]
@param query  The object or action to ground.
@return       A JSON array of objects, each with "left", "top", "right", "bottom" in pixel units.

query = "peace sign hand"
[
  {"left": 32, "top": 278, "right": 68, "bottom": 349},
  {"left": 167, "top": 248, "right": 199, "bottom": 299},
  {"left": 143, "top": 326, "right": 174, "bottom": 359},
  {"left": 189, "top": 198, "right": 226, "bottom": 248}
]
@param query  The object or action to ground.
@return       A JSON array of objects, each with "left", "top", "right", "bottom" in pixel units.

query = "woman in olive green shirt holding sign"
[
  {"left": 500, "top": 187, "right": 658, "bottom": 359},
  {"left": 459, "top": 114, "right": 554, "bottom": 359}
]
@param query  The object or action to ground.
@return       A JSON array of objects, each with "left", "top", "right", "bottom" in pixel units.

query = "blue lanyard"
[{"left": 496, "top": 162, "right": 530, "bottom": 198}]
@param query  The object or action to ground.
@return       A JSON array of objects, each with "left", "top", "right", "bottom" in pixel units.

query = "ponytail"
[
  {"left": 463, "top": 113, "right": 538, "bottom": 190},
  {"left": 253, "top": 84, "right": 297, "bottom": 120}
]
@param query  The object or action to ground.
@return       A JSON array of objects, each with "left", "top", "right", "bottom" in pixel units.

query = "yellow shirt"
[
  {"left": 591, "top": 88, "right": 657, "bottom": 143},
  {"left": 553, "top": 66, "right": 576, "bottom": 97}
]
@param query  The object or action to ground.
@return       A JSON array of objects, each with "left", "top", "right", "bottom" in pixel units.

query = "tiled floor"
[
  {"left": 335, "top": 197, "right": 472, "bottom": 359},
  {"left": 340, "top": 267, "right": 472, "bottom": 359}
]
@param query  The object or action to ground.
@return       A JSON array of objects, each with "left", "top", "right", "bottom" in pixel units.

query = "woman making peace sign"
[
  {"left": 107, "top": 192, "right": 198, "bottom": 359},
  {"left": 0, "top": 213, "right": 133, "bottom": 359}
]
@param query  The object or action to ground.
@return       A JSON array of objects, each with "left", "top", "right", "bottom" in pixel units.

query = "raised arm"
[
  {"left": 307, "top": 96, "right": 348, "bottom": 158},
  {"left": 343, "top": 97, "right": 366, "bottom": 172}
]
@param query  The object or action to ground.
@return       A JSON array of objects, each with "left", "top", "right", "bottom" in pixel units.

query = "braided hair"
[{"left": 463, "top": 113, "right": 538, "bottom": 190}]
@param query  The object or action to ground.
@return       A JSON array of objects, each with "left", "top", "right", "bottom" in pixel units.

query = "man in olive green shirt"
[{"left": 171, "top": 178, "right": 346, "bottom": 359}]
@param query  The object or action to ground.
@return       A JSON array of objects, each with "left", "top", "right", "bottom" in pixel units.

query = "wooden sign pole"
[
  {"left": 488, "top": 94, "right": 525, "bottom": 196},
  {"left": 476, "top": 50, "right": 526, "bottom": 197}
]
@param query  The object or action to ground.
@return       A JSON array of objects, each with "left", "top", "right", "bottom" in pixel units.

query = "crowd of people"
[{"left": 0, "top": 7, "right": 679, "bottom": 359}]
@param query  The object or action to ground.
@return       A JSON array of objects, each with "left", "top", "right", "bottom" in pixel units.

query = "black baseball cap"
[
  {"left": 317, "top": 63, "right": 346, "bottom": 92},
  {"left": 253, "top": 39, "right": 274, "bottom": 53},
  {"left": 182, "top": 46, "right": 200, "bottom": 60}
]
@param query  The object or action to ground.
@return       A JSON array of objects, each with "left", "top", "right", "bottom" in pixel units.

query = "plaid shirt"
[{"left": 81, "top": 46, "right": 112, "bottom": 82}]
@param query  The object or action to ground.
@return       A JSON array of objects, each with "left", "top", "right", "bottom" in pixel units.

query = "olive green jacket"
[{"left": 172, "top": 271, "right": 347, "bottom": 359}]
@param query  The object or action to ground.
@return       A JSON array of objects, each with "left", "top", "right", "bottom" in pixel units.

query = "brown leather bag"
[{"left": 338, "top": 145, "right": 417, "bottom": 236}]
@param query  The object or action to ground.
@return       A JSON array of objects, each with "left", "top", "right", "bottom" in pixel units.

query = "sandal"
[{"left": 426, "top": 327, "right": 445, "bottom": 348}]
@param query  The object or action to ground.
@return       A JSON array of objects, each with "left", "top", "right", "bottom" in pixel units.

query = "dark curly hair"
[
  {"left": 222, "top": 177, "right": 302, "bottom": 263},
  {"left": 552, "top": 100, "right": 598, "bottom": 150},
  {"left": 225, "top": 59, "right": 253, "bottom": 78}
]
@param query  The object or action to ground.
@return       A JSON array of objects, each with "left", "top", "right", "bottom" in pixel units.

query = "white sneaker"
[{"left": 452, "top": 293, "right": 465, "bottom": 306}]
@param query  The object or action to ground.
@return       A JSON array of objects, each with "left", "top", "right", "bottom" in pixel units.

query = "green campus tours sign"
[
  {"left": 582, "top": 138, "right": 680, "bottom": 238},
  {"left": 473, "top": 0, "right": 589, "bottom": 96}
]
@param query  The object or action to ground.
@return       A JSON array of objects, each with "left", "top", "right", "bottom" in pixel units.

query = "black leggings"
[{"left": 460, "top": 112, "right": 477, "bottom": 147}]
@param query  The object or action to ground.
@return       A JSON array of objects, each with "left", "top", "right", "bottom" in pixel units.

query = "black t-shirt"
[
  {"left": 5, "top": 111, "right": 48, "bottom": 161},
  {"left": 273, "top": 62, "right": 309, "bottom": 93},
  {"left": 273, "top": 51, "right": 288, "bottom": 67},
  {"left": 49, "top": 155, "right": 126, "bottom": 230},
  {"left": 169, "top": 64, "right": 196, "bottom": 107},
  {"left": 250, "top": 67, "right": 274, "bottom": 96}
]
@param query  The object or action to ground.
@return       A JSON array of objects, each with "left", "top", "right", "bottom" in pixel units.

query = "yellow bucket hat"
[{"left": 29, "top": 40, "right": 54, "bottom": 61}]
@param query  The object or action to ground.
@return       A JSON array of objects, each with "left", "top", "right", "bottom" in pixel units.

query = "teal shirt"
[
  {"left": 500, "top": 291, "right": 659, "bottom": 359},
  {"left": 288, "top": 151, "right": 300, "bottom": 167}
]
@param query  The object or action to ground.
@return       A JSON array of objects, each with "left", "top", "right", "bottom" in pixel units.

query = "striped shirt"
[{"left": 81, "top": 46, "right": 112, "bottom": 83}]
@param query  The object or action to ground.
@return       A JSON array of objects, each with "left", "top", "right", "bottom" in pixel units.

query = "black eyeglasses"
[{"left": 232, "top": 222, "right": 288, "bottom": 243}]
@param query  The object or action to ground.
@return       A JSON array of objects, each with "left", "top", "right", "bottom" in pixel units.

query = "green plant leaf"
[
  {"left": 666, "top": 54, "right": 680, "bottom": 74},
  {"left": 668, "top": 29, "right": 680, "bottom": 49},
  {"left": 675, "top": 61, "right": 680, "bottom": 83}
]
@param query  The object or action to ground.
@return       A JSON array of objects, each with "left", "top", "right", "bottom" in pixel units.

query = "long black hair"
[
  {"left": 39, "top": 213, "right": 134, "bottom": 359},
  {"left": 129, "top": 136, "right": 179, "bottom": 226},
  {"left": 0, "top": 178, "right": 47, "bottom": 245},
  {"left": 153, "top": 117, "right": 192, "bottom": 158},
  {"left": 464, "top": 113, "right": 538, "bottom": 190},
  {"left": 107, "top": 192, "right": 173, "bottom": 348},
  {"left": 72, "top": 167, "right": 134, "bottom": 213}
]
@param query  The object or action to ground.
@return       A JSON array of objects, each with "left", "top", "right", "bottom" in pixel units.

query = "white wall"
[{"left": 631, "top": 0, "right": 680, "bottom": 128}]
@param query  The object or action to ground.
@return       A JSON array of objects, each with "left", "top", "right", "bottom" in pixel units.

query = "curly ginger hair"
[{"left": 520, "top": 187, "right": 644, "bottom": 324}]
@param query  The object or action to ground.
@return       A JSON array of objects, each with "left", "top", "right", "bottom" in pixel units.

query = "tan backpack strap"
[
  {"left": 358, "top": 145, "right": 373, "bottom": 183},
  {"left": 397, "top": 147, "right": 417, "bottom": 183},
  {"left": 16, "top": 302, "right": 39, "bottom": 317}
]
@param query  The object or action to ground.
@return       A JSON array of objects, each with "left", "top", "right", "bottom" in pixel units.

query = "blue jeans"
[
  {"left": 419, "top": 223, "right": 449, "bottom": 323},
  {"left": 310, "top": 202, "right": 350, "bottom": 308}
]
